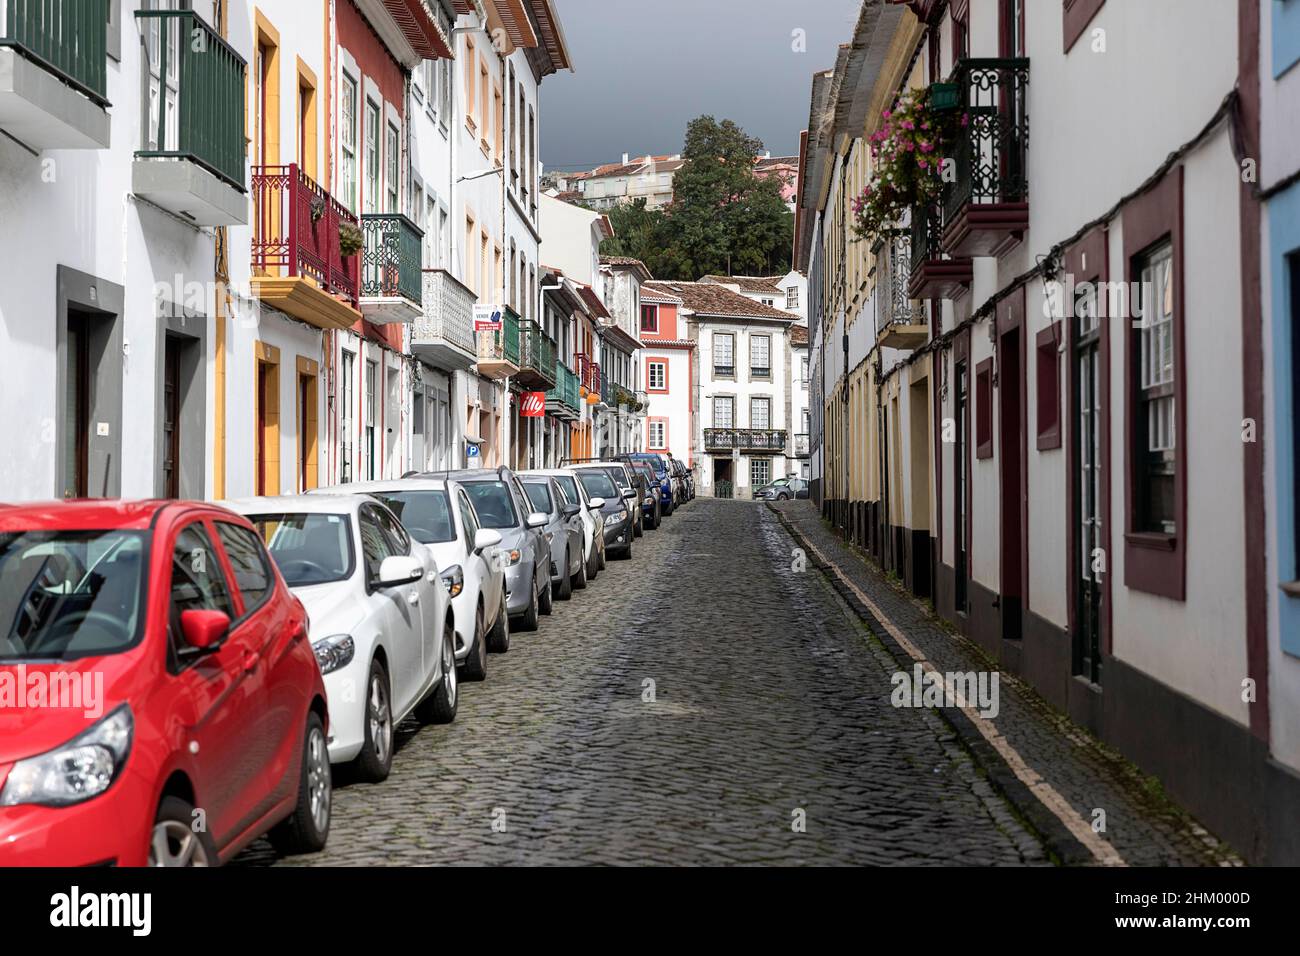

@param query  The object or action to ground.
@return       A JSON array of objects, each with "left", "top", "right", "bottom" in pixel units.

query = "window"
[
  {"left": 169, "top": 524, "right": 235, "bottom": 623},
  {"left": 1064, "top": 0, "right": 1106, "bottom": 54},
  {"left": 341, "top": 74, "right": 358, "bottom": 212},
  {"left": 976, "top": 358, "right": 993, "bottom": 459},
  {"left": 364, "top": 359, "right": 377, "bottom": 481},
  {"left": 216, "top": 522, "right": 273, "bottom": 613},
  {"left": 340, "top": 350, "right": 354, "bottom": 483},
  {"left": 647, "top": 360, "right": 667, "bottom": 391},
  {"left": 1134, "top": 242, "right": 1175, "bottom": 534},
  {"left": 713, "top": 396, "right": 734, "bottom": 428},
  {"left": 750, "top": 458, "right": 772, "bottom": 488},
  {"left": 423, "top": 193, "right": 437, "bottom": 268},
  {"left": 786, "top": 286, "right": 800, "bottom": 310},
  {"left": 641, "top": 304, "right": 658, "bottom": 334},
  {"left": 1036, "top": 323, "right": 1062, "bottom": 450},
  {"left": 358, "top": 507, "right": 398, "bottom": 586},
  {"left": 714, "top": 333, "right": 735, "bottom": 377},
  {"left": 648, "top": 419, "right": 666, "bottom": 449},
  {"left": 750, "top": 335, "right": 771, "bottom": 378},
  {"left": 479, "top": 59, "right": 489, "bottom": 146},
  {"left": 464, "top": 40, "right": 476, "bottom": 128},
  {"left": 457, "top": 491, "right": 480, "bottom": 548},
  {"left": 364, "top": 100, "right": 380, "bottom": 213},
  {"left": 750, "top": 396, "right": 771, "bottom": 429},
  {"left": 801, "top": 356, "right": 809, "bottom": 386},
  {"left": 386, "top": 122, "right": 400, "bottom": 214}
]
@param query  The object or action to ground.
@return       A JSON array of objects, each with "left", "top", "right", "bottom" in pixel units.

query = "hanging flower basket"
[
  {"left": 851, "top": 87, "right": 966, "bottom": 243},
  {"left": 309, "top": 194, "right": 327, "bottom": 224},
  {"left": 338, "top": 221, "right": 364, "bottom": 258}
]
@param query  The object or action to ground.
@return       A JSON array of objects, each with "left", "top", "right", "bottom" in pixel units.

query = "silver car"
[{"left": 521, "top": 474, "right": 587, "bottom": 599}]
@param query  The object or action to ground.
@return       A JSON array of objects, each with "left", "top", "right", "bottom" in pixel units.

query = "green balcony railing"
[
  {"left": 546, "top": 361, "right": 580, "bottom": 415},
  {"left": 518, "top": 319, "right": 557, "bottom": 388},
  {"left": 361, "top": 213, "right": 424, "bottom": 305},
  {"left": 135, "top": 9, "right": 245, "bottom": 189},
  {"left": 1, "top": 0, "right": 109, "bottom": 104}
]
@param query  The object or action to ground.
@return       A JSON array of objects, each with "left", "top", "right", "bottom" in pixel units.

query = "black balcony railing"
[
  {"left": 910, "top": 203, "right": 943, "bottom": 279},
  {"left": 942, "top": 58, "right": 1030, "bottom": 225},
  {"left": 879, "top": 229, "right": 926, "bottom": 328},
  {"left": 704, "top": 428, "right": 788, "bottom": 453}
]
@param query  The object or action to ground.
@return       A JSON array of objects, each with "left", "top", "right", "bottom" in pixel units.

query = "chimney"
[
  {"left": 765, "top": 151, "right": 771, "bottom": 160},
  {"left": 622, "top": 152, "right": 629, "bottom": 166}
]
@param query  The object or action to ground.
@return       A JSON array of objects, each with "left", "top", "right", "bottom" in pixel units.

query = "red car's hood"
[{"left": 0, "top": 657, "right": 137, "bottom": 763}]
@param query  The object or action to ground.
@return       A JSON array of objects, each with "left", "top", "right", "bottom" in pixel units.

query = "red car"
[{"left": 0, "top": 500, "right": 331, "bottom": 866}]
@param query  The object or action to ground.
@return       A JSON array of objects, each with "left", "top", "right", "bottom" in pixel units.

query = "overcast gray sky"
[{"left": 541, "top": 0, "right": 861, "bottom": 170}]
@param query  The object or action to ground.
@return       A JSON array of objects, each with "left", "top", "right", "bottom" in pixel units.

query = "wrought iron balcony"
[
  {"left": 134, "top": 9, "right": 245, "bottom": 214},
  {"left": 545, "top": 361, "right": 581, "bottom": 420},
  {"left": 940, "top": 58, "right": 1030, "bottom": 257},
  {"left": 475, "top": 306, "right": 520, "bottom": 380},
  {"left": 875, "top": 229, "right": 929, "bottom": 349},
  {"left": 360, "top": 213, "right": 424, "bottom": 323},
  {"left": 516, "top": 319, "right": 557, "bottom": 390},
  {"left": 251, "top": 164, "right": 361, "bottom": 329},
  {"left": 412, "top": 268, "right": 477, "bottom": 371},
  {"left": 575, "top": 352, "right": 601, "bottom": 403},
  {"left": 0, "top": 0, "right": 110, "bottom": 149},
  {"left": 703, "top": 428, "right": 789, "bottom": 453},
  {"left": 908, "top": 202, "right": 971, "bottom": 301}
]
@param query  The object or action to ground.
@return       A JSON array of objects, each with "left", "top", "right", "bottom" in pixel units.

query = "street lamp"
[{"left": 457, "top": 167, "right": 504, "bottom": 184}]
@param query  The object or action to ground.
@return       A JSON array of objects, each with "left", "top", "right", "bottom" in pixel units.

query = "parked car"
[
  {"left": 315, "top": 478, "right": 508, "bottom": 682},
  {"left": 754, "top": 476, "right": 811, "bottom": 501},
  {"left": 521, "top": 474, "right": 588, "bottom": 598},
  {"left": 620, "top": 452, "right": 674, "bottom": 516},
  {"left": 669, "top": 456, "right": 695, "bottom": 501},
  {"left": 0, "top": 500, "right": 330, "bottom": 867},
  {"left": 571, "top": 465, "right": 636, "bottom": 559},
  {"left": 420, "top": 467, "right": 551, "bottom": 630},
  {"left": 526, "top": 468, "right": 606, "bottom": 578},
  {"left": 226, "top": 495, "right": 456, "bottom": 782},
  {"left": 628, "top": 460, "right": 663, "bottom": 529}
]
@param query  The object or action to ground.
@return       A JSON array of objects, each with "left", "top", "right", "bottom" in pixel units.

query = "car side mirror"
[
  {"left": 526, "top": 512, "right": 548, "bottom": 529},
  {"left": 180, "top": 609, "right": 229, "bottom": 654},
  {"left": 377, "top": 555, "right": 423, "bottom": 588},
  {"left": 621, "top": 487, "right": 636, "bottom": 500},
  {"left": 562, "top": 503, "right": 581, "bottom": 519},
  {"left": 587, "top": 497, "right": 606, "bottom": 510},
  {"left": 474, "top": 528, "right": 502, "bottom": 553}
]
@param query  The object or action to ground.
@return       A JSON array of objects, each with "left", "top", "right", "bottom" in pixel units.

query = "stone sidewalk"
[{"left": 771, "top": 499, "right": 1240, "bottom": 867}]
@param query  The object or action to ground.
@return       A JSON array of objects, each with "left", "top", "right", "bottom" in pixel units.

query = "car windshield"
[
  {"left": 553, "top": 475, "right": 581, "bottom": 503},
  {"left": 370, "top": 490, "right": 455, "bottom": 544},
  {"left": 578, "top": 471, "right": 618, "bottom": 500},
  {"left": 249, "top": 513, "right": 354, "bottom": 586},
  {"left": 523, "top": 481, "right": 553, "bottom": 514},
  {"left": 0, "top": 530, "right": 146, "bottom": 661},
  {"left": 463, "top": 481, "right": 519, "bottom": 529}
]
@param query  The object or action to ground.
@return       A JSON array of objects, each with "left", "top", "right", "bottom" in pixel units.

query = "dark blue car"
[{"left": 619, "top": 453, "right": 674, "bottom": 517}]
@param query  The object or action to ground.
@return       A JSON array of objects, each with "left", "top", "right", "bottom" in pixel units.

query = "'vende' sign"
[{"left": 520, "top": 392, "right": 546, "bottom": 417}]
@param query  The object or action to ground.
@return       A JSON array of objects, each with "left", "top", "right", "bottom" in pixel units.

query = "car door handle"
[{"left": 242, "top": 650, "right": 260, "bottom": 673}]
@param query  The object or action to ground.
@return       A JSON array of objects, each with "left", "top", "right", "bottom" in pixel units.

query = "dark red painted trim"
[
  {"left": 1122, "top": 166, "right": 1186, "bottom": 601},
  {"left": 1063, "top": 0, "right": 1105, "bottom": 54},
  {"left": 1035, "top": 322, "right": 1062, "bottom": 450},
  {"left": 1238, "top": 0, "right": 1268, "bottom": 741},
  {"left": 1064, "top": 226, "right": 1112, "bottom": 654}
]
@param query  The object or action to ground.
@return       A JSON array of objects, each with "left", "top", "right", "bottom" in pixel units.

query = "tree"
[{"left": 599, "top": 116, "right": 793, "bottom": 281}]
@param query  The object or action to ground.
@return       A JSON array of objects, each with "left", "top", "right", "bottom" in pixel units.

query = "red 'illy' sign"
[{"left": 520, "top": 392, "right": 547, "bottom": 417}]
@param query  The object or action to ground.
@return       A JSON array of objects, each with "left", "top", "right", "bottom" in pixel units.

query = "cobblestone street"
[{"left": 237, "top": 498, "right": 1061, "bottom": 866}]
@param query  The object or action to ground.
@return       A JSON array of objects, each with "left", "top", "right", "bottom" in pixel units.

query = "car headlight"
[
  {"left": 440, "top": 563, "right": 464, "bottom": 599},
  {"left": 0, "top": 705, "right": 133, "bottom": 808},
  {"left": 313, "top": 634, "right": 355, "bottom": 675},
  {"left": 604, "top": 511, "right": 627, "bottom": 527}
]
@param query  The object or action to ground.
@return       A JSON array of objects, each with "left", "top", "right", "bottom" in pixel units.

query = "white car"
[
  {"left": 313, "top": 479, "right": 508, "bottom": 684},
  {"left": 224, "top": 495, "right": 457, "bottom": 783},
  {"left": 526, "top": 468, "right": 606, "bottom": 580}
]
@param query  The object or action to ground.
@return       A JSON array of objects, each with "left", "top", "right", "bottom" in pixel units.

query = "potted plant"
[
  {"left": 850, "top": 87, "right": 966, "bottom": 243},
  {"left": 338, "top": 220, "right": 364, "bottom": 258},
  {"left": 309, "top": 194, "right": 327, "bottom": 224}
]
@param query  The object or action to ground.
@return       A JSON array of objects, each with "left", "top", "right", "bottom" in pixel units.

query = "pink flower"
[
  {"left": 901, "top": 120, "right": 915, "bottom": 131},
  {"left": 883, "top": 109, "right": 892, "bottom": 119},
  {"left": 918, "top": 158, "right": 928, "bottom": 169},
  {"left": 920, "top": 142, "right": 933, "bottom": 153}
]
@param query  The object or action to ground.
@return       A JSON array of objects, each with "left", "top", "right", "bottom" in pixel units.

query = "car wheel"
[
  {"left": 573, "top": 552, "right": 588, "bottom": 590},
  {"left": 663, "top": 498, "right": 674, "bottom": 517},
  {"left": 461, "top": 604, "right": 488, "bottom": 682},
  {"left": 587, "top": 545, "right": 599, "bottom": 581},
  {"left": 598, "top": 544, "right": 607, "bottom": 570},
  {"left": 556, "top": 549, "right": 573, "bottom": 600},
  {"left": 488, "top": 590, "right": 512, "bottom": 650},
  {"left": 516, "top": 575, "right": 540, "bottom": 632},
  {"left": 149, "top": 796, "right": 218, "bottom": 867},
  {"left": 539, "top": 573, "right": 554, "bottom": 615},
  {"left": 620, "top": 541, "right": 633, "bottom": 560},
  {"left": 353, "top": 658, "right": 393, "bottom": 783},
  {"left": 417, "top": 618, "right": 458, "bottom": 724},
  {"left": 778, "top": 492, "right": 791, "bottom": 501},
  {"left": 269, "top": 711, "right": 331, "bottom": 856}
]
